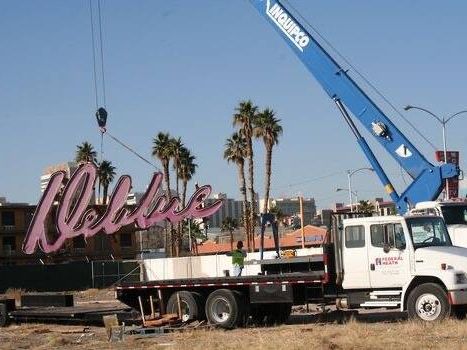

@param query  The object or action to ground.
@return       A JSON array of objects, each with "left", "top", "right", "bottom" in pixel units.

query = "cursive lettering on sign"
[{"left": 22, "top": 163, "right": 223, "bottom": 254}]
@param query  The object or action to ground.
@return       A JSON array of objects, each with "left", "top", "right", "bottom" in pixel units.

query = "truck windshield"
[
  {"left": 406, "top": 217, "right": 452, "bottom": 249},
  {"left": 440, "top": 205, "right": 467, "bottom": 225}
]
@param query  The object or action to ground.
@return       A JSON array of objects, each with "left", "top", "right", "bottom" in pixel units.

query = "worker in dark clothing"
[{"left": 228, "top": 241, "right": 247, "bottom": 277}]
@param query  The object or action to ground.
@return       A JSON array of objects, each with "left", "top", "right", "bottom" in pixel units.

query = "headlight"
[{"left": 455, "top": 273, "right": 467, "bottom": 284}]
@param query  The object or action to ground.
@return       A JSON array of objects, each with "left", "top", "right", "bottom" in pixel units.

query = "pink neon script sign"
[{"left": 23, "top": 163, "right": 223, "bottom": 254}]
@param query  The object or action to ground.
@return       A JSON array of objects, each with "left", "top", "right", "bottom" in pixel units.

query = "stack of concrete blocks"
[{"left": 143, "top": 247, "right": 323, "bottom": 281}]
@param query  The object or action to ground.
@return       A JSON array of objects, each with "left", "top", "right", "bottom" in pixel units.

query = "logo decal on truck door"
[{"left": 375, "top": 256, "right": 403, "bottom": 266}]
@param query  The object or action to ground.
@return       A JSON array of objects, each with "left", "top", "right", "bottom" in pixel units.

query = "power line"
[{"left": 271, "top": 171, "right": 343, "bottom": 190}]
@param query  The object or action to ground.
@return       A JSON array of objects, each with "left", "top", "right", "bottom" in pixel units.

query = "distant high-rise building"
[
  {"left": 262, "top": 197, "right": 317, "bottom": 226},
  {"left": 126, "top": 192, "right": 145, "bottom": 205},
  {"left": 40, "top": 162, "right": 97, "bottom": 204},
  {"left": 204, "top": 193, "right": 245, "bottom": 228},
  {"left": 40, "top": 162, "right": 78, "bottom": 193}
]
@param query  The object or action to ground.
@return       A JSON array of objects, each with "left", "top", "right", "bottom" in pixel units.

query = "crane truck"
[
  {"left": 115, "top": 1, "right": 467, "bottom": 327},
  {"left": 250, "top": 0, "right": 467, "bottom": 249}
]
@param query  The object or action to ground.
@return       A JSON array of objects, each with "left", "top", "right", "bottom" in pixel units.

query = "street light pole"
[
  {"left": 347, "top": 170, "right": 353, "bottom": 212},
  {"left": 404, "top": 105, "right": 467, "bottom": 200},
  {"left": 346, "top": 167, "right": 374, "bottom": 212},
  {"left": 442, "top": 122, "right": 447, "bottom": 177},
  {"left": 336, "top": 188, "right": 359, "bottom": 211}
]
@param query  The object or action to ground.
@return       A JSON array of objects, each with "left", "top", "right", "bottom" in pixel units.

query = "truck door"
[
  {"left": 342, "top": 224, "right": 371, "bottom": 289},
  {"left": 367, "top": 222, "right": 411, "bottom": 288}
]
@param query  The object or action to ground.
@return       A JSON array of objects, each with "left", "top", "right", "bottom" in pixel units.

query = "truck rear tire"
[
  {"left": 205, "top": 289, "right": 244, "bottom": 329},
  {"left": 166, "top": 291, "right": 201, "bottom": 321},
  {"left": 407, "top": 283, "right": 450, "bottom": 321}
]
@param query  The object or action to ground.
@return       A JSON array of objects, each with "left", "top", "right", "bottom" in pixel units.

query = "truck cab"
[
  {"left": 340, "top": 214, "right": 467, "bottom": 320},
  {"left": 412, "top": 201, "right": 467, "bottom": 247}
]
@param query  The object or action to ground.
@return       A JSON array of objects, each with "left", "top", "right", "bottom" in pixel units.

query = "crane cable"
[
  {"left": 96, "top": 0, "right": 107, "bottom": 109},
  {"left": 281, "top": 0, "right": 438, "bottom": 152},
  {"left": 88, "top": 0, "right": 160, "bottom": 171},
  {"left": 89, "top": 0, "right": 105, "bottom": 162}
]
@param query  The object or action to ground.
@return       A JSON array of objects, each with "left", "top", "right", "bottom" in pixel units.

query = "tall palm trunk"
[
  {"left": 98, "top": 181, "right": 102, "bottom": 205},
  {"left": 263, "top": 143, "right": 273, "bottom": 213},
  {"left": 181, "top": 180, "right": 188, "bottom": 208},
  {"left": 181, "top": 179, "right": 189, "bottom": 255},
  {"left": 174, "top": 167, "right": 182, "bottom": 256},
  {"left": 103, "top": 185, "right": 109, "bottom": 205},
  {"left": 230, "top": 230, "right": 234, "bottom": 251},
  {"left": 175, "top": 168, "right": 180, "bottom": 197},
  {"left": 162, "top": 160, "right": 174, "bottom": 256},
  {"left": 247, "top": 137, "right": 255, "bottom": 251},
  {"left": 238, "top": 161, "right": 250, "bottom": 251}
]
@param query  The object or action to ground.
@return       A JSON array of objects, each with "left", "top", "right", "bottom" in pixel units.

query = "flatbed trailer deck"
[
  {"left": 0, "top": 301, "right": 139, "bottom": 326},
  {"left": 116, "top": 252, "right": 335, "bottom": 328}
]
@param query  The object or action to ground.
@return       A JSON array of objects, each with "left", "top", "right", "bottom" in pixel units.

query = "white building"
[
  {"left": 204, "top": 193, "right": 246, "bottom": 228},
  {"left": 40, "top": 162, "right": 78, "bottom": 193},
  {"left": 261, "top": 197, "right": 317, "bottom": 226}
]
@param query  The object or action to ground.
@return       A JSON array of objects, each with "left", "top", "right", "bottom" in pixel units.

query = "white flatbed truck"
[{"left": 116, "top": 214, "right": 467, "bottom": 328}]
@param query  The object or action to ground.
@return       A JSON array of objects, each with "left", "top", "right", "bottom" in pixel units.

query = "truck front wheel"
[{"left": 407, "top": 283, "right": 450, "bottom": 321}]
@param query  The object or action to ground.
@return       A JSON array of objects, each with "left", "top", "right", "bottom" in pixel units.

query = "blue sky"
[{"left": 1, "top": 0, "right": 466, "bottom": 209}]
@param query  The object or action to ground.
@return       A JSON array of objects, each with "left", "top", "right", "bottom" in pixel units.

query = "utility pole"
[{"left": 299, "top": 196, "right": 305, "bottom": 249}]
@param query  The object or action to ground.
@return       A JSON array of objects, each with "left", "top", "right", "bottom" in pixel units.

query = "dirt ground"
[
  {"left": 2, "top": 289, "right": 467, "bottom": 349},
  {"left": 2, "top": 313, "right": 467, "bottom": 349}
]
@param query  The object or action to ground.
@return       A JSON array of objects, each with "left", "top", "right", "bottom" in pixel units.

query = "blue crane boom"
[{"left": 249, "top": 0, "right": 459, "bottom": 213}]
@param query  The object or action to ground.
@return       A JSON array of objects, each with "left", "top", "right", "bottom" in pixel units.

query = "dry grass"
[
  {"left": 1, "top": 318, "right": 467, "bottom": 350},
  {"left": 169, "top": 319, "right": 467, "bottom": 350}
]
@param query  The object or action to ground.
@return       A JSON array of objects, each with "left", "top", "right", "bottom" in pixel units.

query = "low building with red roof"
[{"left": 197, "top": 225, "right": 328, "bottom": 255}]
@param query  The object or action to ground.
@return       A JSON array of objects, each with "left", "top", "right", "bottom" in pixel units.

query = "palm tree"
[
  {"left": 170, "top": 138, "right": 186, "bottom": 256},
  {"left": 152, "top": 132, "right": 176, "bottom": 255},
  {"left": 98, "top": 160, "right": 116, "bottom": 205},
  {"left": 357, "top": 200, "right": 376, "bottom": 215},
  {"left": 171, "top": 137, "right": 185, "bottom": 197},
  {"left": 221, "top": 217, "right": 239, "bottom": 251},
  {"left": 179, "top": 148, "right": 197, "bottom": 208},
  {"left": 224, "top": 132, "right": 250, "bottom": 251},
  {"left": 269, "top": 205, "right": 285, "bottom": 226},
  {"left": 152, "top": 132, "right": 175, "bottom": 201},
  {"left": 75, "top": 141, "right": 97, "bottom": 164},
  {"left": 179, "top": 149, "right": 197, "bottom": 254},
  {"left": 233, "top": 100, "right": 258, "bottom": 249},
  {"left": 254, "top": 108, "right": 283, "bottom": 213}
]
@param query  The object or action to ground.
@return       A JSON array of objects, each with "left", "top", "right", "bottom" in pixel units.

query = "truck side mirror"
[{"left": 383, "top": 243, "right": 390, "bottom": 253}]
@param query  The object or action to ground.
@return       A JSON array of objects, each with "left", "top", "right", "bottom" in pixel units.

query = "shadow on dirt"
[{"left": 287, "top": 309, "right": 407, "bottom": 325}]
